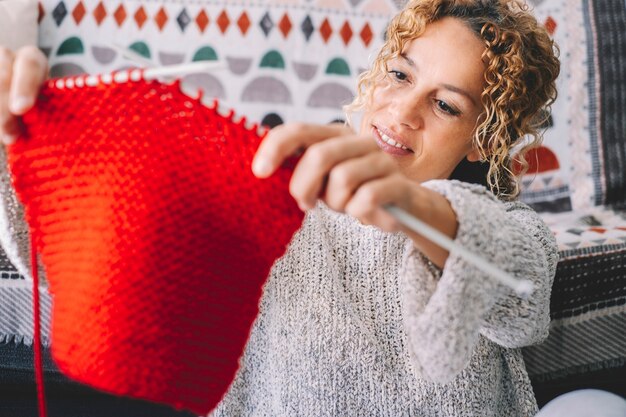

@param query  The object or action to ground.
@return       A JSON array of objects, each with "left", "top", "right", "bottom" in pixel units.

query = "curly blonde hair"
[{"left": 346, "top": 0, "right": 560, "bottom": 199}]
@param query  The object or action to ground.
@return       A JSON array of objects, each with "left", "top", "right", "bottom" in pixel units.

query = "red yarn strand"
[{"left": 31, "top": 240, "right": 48, "bottom": 417}]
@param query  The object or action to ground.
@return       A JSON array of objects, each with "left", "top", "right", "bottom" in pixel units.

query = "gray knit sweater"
[{"left": 212, "top": 179, "right": 558, "bottom": 417}]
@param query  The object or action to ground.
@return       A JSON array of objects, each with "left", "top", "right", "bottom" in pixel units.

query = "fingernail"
[
  {"left": 10, "top": 96, "right": 33, "bottom": 114},
  {"left": 252, "top": 158, "right": 272, "bottom": 177}
]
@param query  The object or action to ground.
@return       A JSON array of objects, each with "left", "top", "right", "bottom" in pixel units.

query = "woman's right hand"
[{"left": 0, "top": 45, "right": 48, "bottom": 145}]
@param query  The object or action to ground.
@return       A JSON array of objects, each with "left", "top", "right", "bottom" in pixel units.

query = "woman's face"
[{"left": 361, "top": 17, "right": 487, "bottom": 182}]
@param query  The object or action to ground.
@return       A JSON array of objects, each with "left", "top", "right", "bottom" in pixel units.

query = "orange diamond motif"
[
  {"left": 278, "top": 13, "right": 292, "bottom": 38},
  {"left": 340, "top": 21, "right": 352, "bottom": 45},
  {"left": 93, "top": 2, "right": 107, "bottom": 26},
  {"left": 544, "top": 16, "right": 557, "bottom": 35},
  {"left": 72, "top": 2, "right": 86, "bottom": 25},
  {"left": 134, "top": 6, "right": 147, "bottom": 29},
  {"left": 237, "top": 12, "right": 250, "bottom": 35},
  {"left": 38, "top": 2, "right": 45, "bottom": 24},
  {"left": 319, "top": 18, "right": 332, "bottom": 43},
  {"left": 360, "top": 23, "right": 373, "bottom": 47},
  {"left": 114, "top": 5, "right": 127, "bottom": 27},
  {"left": 217, "top": 10, "right": 230, "bottom": 34},
  {"left": 196, "top": 10, "right": 209, "bottom": 33},
  {"left": 155, "top": 7, "right": 168, "bottom": 31}
]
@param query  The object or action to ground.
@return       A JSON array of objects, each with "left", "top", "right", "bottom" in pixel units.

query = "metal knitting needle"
[
  {"left": 78, "top": 61, "right": 226, "bottom": 88},
  {"left": 110, "top": 42, "right": 156, "bottom": 67},
  {"left": 108, "top": 43, "right": 227, "bottom": 80},
  {"left": 384, "top": 205, "right": 534, "bottom": 298},
  {"left": 143, "top": 61, "right": 226, "bottom": 80}
]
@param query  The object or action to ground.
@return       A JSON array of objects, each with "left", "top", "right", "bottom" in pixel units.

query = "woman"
[{"left": 1, "top": 1, "right": 560, "bottom": 416}]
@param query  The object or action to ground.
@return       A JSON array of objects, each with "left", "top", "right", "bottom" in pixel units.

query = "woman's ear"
[{"left": 466, "top": 148, "right": 482, "bottom": 162}]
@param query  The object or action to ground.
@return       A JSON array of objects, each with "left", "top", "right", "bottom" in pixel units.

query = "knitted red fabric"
[{"left": 7, "top": 72, "right": 304, "bottom": 414}]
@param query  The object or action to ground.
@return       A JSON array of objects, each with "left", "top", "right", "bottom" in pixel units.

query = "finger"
[
  {"left": 289, "top": 135, "right": 378, "bottom": 210},
  {"left": 345, "top": 175, "right": 410, "bottom": 232},
  {"left": 0, "top": 47, "right": 19, "bottom": 144},
  {"left": 324, "top": 152, "right": 396, "bottom": 212},
  {"left": 9, "top": 46, "right": 47, "bottom": 115},
  {"left": 252, "top": 122, "right": 352, "bottom": 178}
]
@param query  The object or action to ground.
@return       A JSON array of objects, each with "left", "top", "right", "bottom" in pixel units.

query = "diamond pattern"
[
  {"left": 360, "top": 23, "right": 373, "bottom": 47},
  {"left": 279, "top": 13, "right": 292, "bottom": 38},
  {"left": 93, "top": 2, "right": 107, "bottom": 26},
  {"left": 217, "top": 10, "right": 230, "bottom": 34},
  {"left": 195, "top": 10, "right": 209, "bottom": 33},
  {"left": 134, "top": 6, "right": 147, "bottom": 29},
  {"left": 72, "top": 2, "right": 86, "bottom": 25},
  {"left": 340, "top": 21, "right": 352, "bottom": 45},
  {"left": 319, "top": 18, "right": 332, "bottom": 43},
  {"left": 155, "top": 7, "right": 168, "bottom": 31},
  {"left": 544, "top": 16, "right": 557, "bottom": 35},
  {"left": 301, "top": 15, "right": 314, "bottom": 41},
  {"left": 260, "top": 12, "right": 273, "bottom": 36},
  {"left": 237, "top": 12, "right": 251, "bottom": 35},
  {"left": 113, "top": 5, "right": 127, "bottom": 27},
  {"left": 52, "top": 1, "right": 68, "bottom": 26},
  {"left": 177, "top": 9, "right": 191, "bottom": 32}
]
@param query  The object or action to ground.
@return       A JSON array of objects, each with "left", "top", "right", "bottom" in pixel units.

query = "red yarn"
[
  {"left": 8, "top": 73, "right": 304, "bottom": 414},
  {"left": 32, "top": 239, "right": 47, "bottom": 417}
]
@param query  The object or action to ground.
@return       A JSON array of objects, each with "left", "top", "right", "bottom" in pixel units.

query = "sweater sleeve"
[{"left": 399, "top": 179, "right": 557, "bottom": 384}]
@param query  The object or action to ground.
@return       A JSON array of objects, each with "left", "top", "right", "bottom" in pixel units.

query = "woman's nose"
[{"left": 388, "top": 93, "right": 424, "bottom": 130}]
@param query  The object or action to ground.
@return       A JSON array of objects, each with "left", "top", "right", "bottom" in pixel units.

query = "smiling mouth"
[{"left": 374, "top": 127, "right": 413, "bottom": 152}]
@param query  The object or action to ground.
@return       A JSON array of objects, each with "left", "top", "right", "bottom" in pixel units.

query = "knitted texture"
[{"left": 6, "top": 72, "right": 304, "bottom": 414}]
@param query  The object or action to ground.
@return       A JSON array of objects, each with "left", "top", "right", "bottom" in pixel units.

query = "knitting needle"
[
  {"left": 384, "top": 205, "right": 534, "bottom": 298},
  {"left": 110, "top": 42, "right": 156, "bottom": 68},
  {"left": 143, "top": 61, "right": 227, "bottom": 80},
  {"left": 73, "top": 61, "right": 226, "bottom": 89},
  {"left": 107, "top": 43, "right": 227, "bottom": 81}
]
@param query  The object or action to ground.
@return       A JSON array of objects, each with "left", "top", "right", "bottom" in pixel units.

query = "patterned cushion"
[{"left": 521, "top": 0, "right": 626, "bottom": 212}]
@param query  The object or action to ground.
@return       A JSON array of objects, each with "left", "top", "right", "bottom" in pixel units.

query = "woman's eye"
[
  {"left": 435, "top": 100, "right": 461, "bottom": 116},
  {"left": 388, "top": 70, "right": 408, "bottom": 82}
]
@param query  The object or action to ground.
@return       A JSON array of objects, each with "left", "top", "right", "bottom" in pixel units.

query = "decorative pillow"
[
  {"left": 7, "top": 71, "right": 304, "bottom": 414},
  {"left": 521, "top": 0, "right": 626, "bottom": 212}
]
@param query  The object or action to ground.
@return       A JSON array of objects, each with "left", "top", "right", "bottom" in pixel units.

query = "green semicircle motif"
[
  {"left": 193, "top": 46, "right": 218, "bottom": 61},
  {"left": 260, "top": 50, "right": 285, "bottom": 69},
  {"left": 129, "top": 41, "right": 151, "bottom": 59},
  {"left": 57, "top": 37, "right": 84, "bottom": 55},
  {"left": 325, "top": 58, "right": 351, "bottom": 76}
]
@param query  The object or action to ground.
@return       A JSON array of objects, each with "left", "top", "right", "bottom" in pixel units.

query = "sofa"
[{"left": 0, "top": 0, "right": 624, "bottom": 415}]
